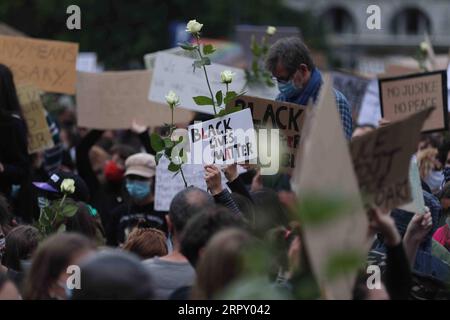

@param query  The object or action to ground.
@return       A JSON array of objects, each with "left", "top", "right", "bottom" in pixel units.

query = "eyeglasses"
[{"left": 271, "top": 70, "right": 297, "bottom": 84}]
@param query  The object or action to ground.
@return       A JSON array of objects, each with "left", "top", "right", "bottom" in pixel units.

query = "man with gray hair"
[{"left": 266, "top": 37, "right": 352, "bottom": 140}]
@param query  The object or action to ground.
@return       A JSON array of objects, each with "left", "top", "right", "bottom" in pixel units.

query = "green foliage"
[
  {"left": 202, "top": 44, "right": 216, "bottom": 55},
  {"left": 193, "top": 95, "right": 214, "bottom": 106},
  {"left": 150, "top": 133, "right": 164, "bottom": 152},
  {"left": 296, "top": 194, "right": 357, "bottom": 226},
  {"left": 37, "top": 196, "right": 79, "bottom": 237},
  {"left": 325, "top": 250, "right": 365, "bottom": 280}
]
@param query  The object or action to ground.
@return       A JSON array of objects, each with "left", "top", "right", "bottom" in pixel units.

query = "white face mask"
[{"left": 424, "top": 170, "right": 444, "bottom": 192}]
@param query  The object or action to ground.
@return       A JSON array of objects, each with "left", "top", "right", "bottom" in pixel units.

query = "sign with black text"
[{"left": 379, "top": 70, "right": 447, "bottom": 133}]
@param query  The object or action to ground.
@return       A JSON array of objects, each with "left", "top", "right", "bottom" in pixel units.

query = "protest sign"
[
  {"left": 357, "top": 79, "right": 382, "bottom": 127},
  {"left": 16, "top": 84, "right": 54, "bottom": 154},
  {"left": 0, "top": 35, "right": 78, "bottom": 94},
  {"left": 331, "top": 71, "right": 370, "bottom": 121},
  {"left": 76, "top": 70, "right": 193, "bottom": 129},
  {"left": 350, "top": 107, "right": 433, "bottom": 211},
  {"left": 231, "top": 95, "right": 307, "bottom": 173},
  {"left": 399, "top": 156, "right": 426, "bottom": 214},
  {"left": 149, "top": 52, "right": 247, "bottom": 114},
  {"left": 292, "top": 75, "right": 369, "bottom": 300},
  {"left": 379, "top": 70, "right": 447, "bottom": 133},
  {"left": 188, "top": 108, "right": 257, "bottom": 165},
  {"left": 154, "top": 158, "right": 229, "bottom": 211}
]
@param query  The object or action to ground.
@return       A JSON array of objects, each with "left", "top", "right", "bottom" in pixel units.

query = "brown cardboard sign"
[
  {"left": 378, "top": 70, "right": 447, "bottom": 133},
  {"left": 231, "top": 95, "right": 307, "bottom": 174},
  {"left": 292, "top": 75, "right": 369, "bottom": 300},
  {"left": 0, "top": 35, "right": 79, "bottom": 94},
  {"left": 350, "top": 107, "right": 433, "bottom": 211},
  {"left": 16, "top": 84, "right": 54, "bottom": 154},
  {"left": 76, "top": 70, "right": 193, "bottom": 129}
]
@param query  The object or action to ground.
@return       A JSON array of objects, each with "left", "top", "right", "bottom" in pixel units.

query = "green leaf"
[
  {"left": 168, "top": 162, "right": 181, "bottom": 172},
  {"left": 193, "top": 57, "right": 211, "bottom": 69},
  {"left": 57, "top": 224, "right": 66, "bottom": 233},
  {"left": 61, "top": 203, "right": 78, "bottom": 217},
  {"left": 223, "top": 91, "right": 238, "bottom": 105},
  {"left": 163, "top": 138, "right": 174, "bottom": 149},
  {"left": 178, "top": 42, "right": 196, "bottom": 51},
  {"left": 193, "top": 59, "right": 204, "bottom": 69},
  {"left": 155, "top": 152, "right": 163, "bottom": 165},
  {"left": 215, "top": 90, "right": 223, "bottom": 106},
  {"left": 217, "top": 105, "right": 242, "bottom": 117},
  {"left": 202, "top": 57, "right": 211, "bottom": 65},
  {"left": 193, "top": 95, "right": 214, "bottom": 106},
  {"left": 203, "top": 44, "right": 216, "bottom": 55},
  {"left": 150, "top": 133, "right": 164, "bottom": 152}
]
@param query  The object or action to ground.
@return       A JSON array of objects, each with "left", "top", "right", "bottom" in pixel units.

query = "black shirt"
[{"left": 108, "top": 201, "right": 167, "bottom": 246}]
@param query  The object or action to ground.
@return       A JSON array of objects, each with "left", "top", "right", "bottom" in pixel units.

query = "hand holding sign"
[{"left": 204, "top": 164, "right": 223, "bottom": 195}]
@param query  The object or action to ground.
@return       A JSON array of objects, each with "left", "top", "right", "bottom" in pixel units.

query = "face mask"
[
  {"left": 37, "top": 196, "right": 50, "bottom": 209},
  {"left": 104, "top": 160, "right": 125, "bottom": 183},
  {"left": 126, "top": 180, "right": 151, "bottom": 200},
  {"left": 424, "top": 170, "right": 444, "bottom": 192},
  {"left": 278, "top": 79, "right": 302, "bottom": 99}
]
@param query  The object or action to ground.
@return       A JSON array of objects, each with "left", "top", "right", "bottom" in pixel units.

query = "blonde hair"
[{"left": 417, "top": 147, "right": 439, "bottom": 180}]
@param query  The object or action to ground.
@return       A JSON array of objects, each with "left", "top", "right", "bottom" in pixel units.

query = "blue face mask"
[
  {"left": 278, "top": 80, "right": 302, "bottom": 99},
  {"left": 126, "top": 180, "right": 151, "bottom": 200}
]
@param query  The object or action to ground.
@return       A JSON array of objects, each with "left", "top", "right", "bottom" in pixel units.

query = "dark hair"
[
  {"left": 231, "top": 193, "right": 255, "bottom": 228},
  {"left": 3, "top": 225, "right": 40, "bottom": 271},
  {"left": 122, "top": 227, "right": 167, "bottom": 260},
  {"left": 71, "top": 250, "right": 154, "bottom": 300},
  {"left": 110, "top": 144, "right": 138, "bottom": 161},
  {"left": 0, "top": 194, "right": 12, "bottom": 228},
  {"left": 265, "top": 221, "right": 301, "bottom": 281},
  {"left": 23, "top": 233, "right": 94, "bottom": 300},
  {"left": 0, "top": 64, "right": 24, "bottom": 120},
  {"left": 180, "top": 206, "right": 245, "bottom": 267},
  {"left": 265, "top": 37, "right": 315, "bottom": 74},
  {"left": 250, "top": 188, "right": 290, "bottom": 237},
  {"left": 55, "top": 202, "right": 104, "bottom": 242},
  {"left": 192, "top": 228, "right": 252, "bottom": 299},
  {"left": 169, "top": 186, "right": 214, "bottom": 235}
]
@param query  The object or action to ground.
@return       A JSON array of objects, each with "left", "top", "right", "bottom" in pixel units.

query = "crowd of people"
[{"left": 1, "top": 36, "right": 450, "bottom": 300}]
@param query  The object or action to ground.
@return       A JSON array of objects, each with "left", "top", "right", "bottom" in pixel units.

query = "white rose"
[
  {"left": 186, "top": 20, "right": 203, "bottom": 35},
  {"left": 420, "top": 42, "right": 429, "bottom": 52},
  {"left": 266, "top": 26, "right": 277, "bottom": 36},
  {"left": 220, "top": 70, "right": 235, "bottom": 84},
  {"left": 172, "top": 156, "right": 183, "bottom": 165},
  {"left": 60, "top": 179, "right": 75, "bottom": 194},
  {"left": 165, "top": 90, "right": 180, "bottom": 107}
]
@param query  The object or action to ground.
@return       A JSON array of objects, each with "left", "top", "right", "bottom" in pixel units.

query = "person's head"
[
  {"left": 168, "top": 187, "right": 214, "bottom": 237},
  {"left": 33, "top": 170, "right": 91, "bottom": 206},
  {"left": 2, "top": 225, "right": 40, "bottom": 272},
  {"left": 265, "top": 221, "right": 302, "bottom": 281},
  {"left": 180, "top": 206, "right": 246, "bottom": 268},
  {"left": 192, "top": 228, "right": 252, "bottom": 300},
  {"left": 250, "top": 188, "right": 290, "bottom": 237},
  {"left": 122, "top": 227, "right": 167, "bottom": 260},
  {"left": 23, "top": 233, "right": 95, "bottom": 300},
  {"left": 0, "top": 272, "right": 21, "bottom": 300},
  {"left": 231, "top": 193, "right": 256, "bottom": 228},
  {"left": 71, "top": 250, "right": 154, "bottom": 300},
  {"left": 0, "top": 64, "right": 22, "bottom": 119},
  {"left": 124, "top": 153, "right": 156, "bottom": 204},
  {"left": 266, "top": 37, "right": 315, "bottom": 98},
  {"left": 100, "top": 144, "right": 137, "bottom": 185},
  {"left": 54, "top": 202, "right": 104, "bottom": 242}
]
